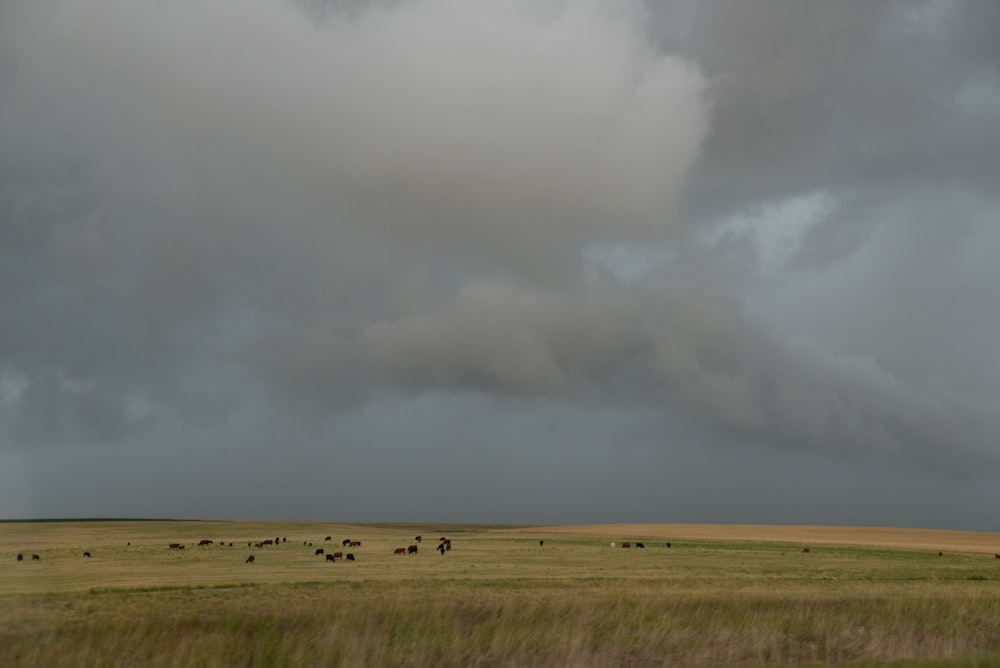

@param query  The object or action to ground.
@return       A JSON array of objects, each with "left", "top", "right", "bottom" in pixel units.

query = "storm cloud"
[{"left": 1, "top": 0, "right": 998, "bottom": 526}]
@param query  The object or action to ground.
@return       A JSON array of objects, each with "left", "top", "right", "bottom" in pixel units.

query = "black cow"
[
  {"left": 438, "top": 544, "right": 446, "bottom": 554},
  {"left": 408, "top": 544, "right": 418, "bottom": 555},
  {"left": 16, "top": 554, "right": 23, "bottom": 561},
  {"left": 246, "top": 555, "right": 255, "bottom": 564},
  {"left": 326, "top": 554, "right": 335, "bottom": 562},
  {"left": 346, "top": 553, "right": 355, "bottom": 561},
  {"left": 342, "top": 539, "right": 351, "bottom": 546},
  {"left": 666, "top": 542, "right": 672, "bottom": 548},
  {"left": 415, "top": 535, "right": 422, "bottom": 542},
  {"left": 636, "top": 543, "right": 645, "bottom": 549},
  {"left": 83, "top": 552, "right": 91, "bottom": 558},
  {"left": 315, "top": 548, "right": 324, "bottom": 556},
  {"left": 539, "top": 540, "right": 544, "bottom": 547},
  {"left": 325, "top": 536, "right": 332, "bottom": 541}
]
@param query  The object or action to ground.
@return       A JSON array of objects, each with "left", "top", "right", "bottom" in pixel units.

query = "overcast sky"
[{"left": 2, "top": 0, "right": 998, "bottom": 530}]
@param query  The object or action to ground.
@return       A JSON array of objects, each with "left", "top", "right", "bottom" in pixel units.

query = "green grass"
[{"left": 3, "top": 521, "right": 1000, "bottom": 666}]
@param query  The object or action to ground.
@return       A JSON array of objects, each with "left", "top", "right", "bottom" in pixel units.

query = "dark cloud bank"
[{"left": 1, "top": 0, "right": 998, "bottom": 529}]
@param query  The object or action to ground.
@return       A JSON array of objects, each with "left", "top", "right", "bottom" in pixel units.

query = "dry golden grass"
[{"left": 3, "top": 520, "right": 1000, "bottom": 666}]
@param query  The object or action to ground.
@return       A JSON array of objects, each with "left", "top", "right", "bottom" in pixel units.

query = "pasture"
[{"left": 3, "top": 520, "right": 1000, "bottom": 666}]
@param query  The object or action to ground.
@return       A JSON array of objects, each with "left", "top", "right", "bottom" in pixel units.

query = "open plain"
[{"left": 3, "top": 520, "right": 1000, "bottom": 666}]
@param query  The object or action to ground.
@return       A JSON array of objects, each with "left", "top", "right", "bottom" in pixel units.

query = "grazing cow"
[
  {"left": 802, "top": 548, "right": 810, "bottom": 553},
  {"left": 611, "top": 542, "right": 616, "bottom": 548},
  {"left": 408, "top": 544, "right": 418, "bottom": 555},
  {"left": 255, "top": 542, "right": 264, "bottom": 548},
  {"left": 198, "top": 539, "right": 213, "bottom": 546},
  {"left": 83, "top": 552, "right": 91, "bottom": 558},
  {"left": 262, "top": 539, "right": 274, "bottom": 546},
  {"left": 325, "top": 536, "right": 332, "bottom": 542},
  {"left": 995, "top": 554, "right": 1000, "bottom": 559},
  {"left": 178, "top": 545, "right": 185, "bottom": 550},
  {"left": 539, "top": 540, "right": 544, "bottom": 547},
  {"left": 394, "top": 547, "right": 406, "bottom": 555},
  {"left": 444, "top": 539, "right": 451, "bottom": 551},
  {"left": 440, "top": 537, "right": 447, "bottom": 542},
  {"left": 326, "top": 554, "right": 335, "bottom": 562},
  {"left": 938, "top": 551, "right": 943, "bottom": 557},
  {"left": 342, "top": 539, "right": 351, "bottom": 546},
  {"left": 636, "top": 543, "right": 645, "bottom": 549},
  {"left": 666, "top": 542, "right": 672, "bottom": 549},
  {"left": 31, "top": 554, "right": 40, "bottom": 561},
  {"left": 349, "top": 541, "right": 361, "bottom": 548},
  {"left": 621, "top": 542, "right": 631, "bottom": 549},
  {"left": 246, "top": 555, "right": 255, "bottom": 564},
  {"left": 275, "top": 537, "right": 280, "bottom": 545},
  {"left": 16, "top": 554, "right": 23, "bottom": 561},
  {"left": 438, "top": 544, "right": 446, "bottom": 554},
  {"left": 282, "top": 537, "right": 287, "bottom": 543},
  {"left": 315, "top": 548, "right": 324, "bottom": 556},
  {"left": 346, "top": 553, "right": 355, "bottom": 562},
  {"left": 169, "top": 543, "right": 182, "bottom": 549},
  {"left": 415, "top": 536, "right": 422, "bottom": 542},
  {"left": 332, "top": 552, "right": 343, "bottom": 561}
]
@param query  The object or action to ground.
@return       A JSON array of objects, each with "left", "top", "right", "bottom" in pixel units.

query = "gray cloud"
[{"left": 1, "top": 0, "right": 998, "bottom": 525}]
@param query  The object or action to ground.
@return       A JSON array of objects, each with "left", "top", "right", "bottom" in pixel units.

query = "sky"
[{"left": 1, "top": 0, "right": 998, "bottom": 530}]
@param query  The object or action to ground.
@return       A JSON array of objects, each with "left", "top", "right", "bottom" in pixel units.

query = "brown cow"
[
  {"left": 198, "top": 539, "right": 213, "bottom": 546},
  {"left": 349, "top": 541, "right": 361, "bottom": 548},
  {"left": 394, "top": 547, "right": 406, "bottom": 555},
  {"left": 802, "top": 548, "right": 811, "bottom": 553},
  {"left": 408, "top": 544, "right": 419, "bottom": 555},
  {"left": 169, "top": 543, "right": 182, "bottom": 549},
  {"left": 444, "top": 540, "right": 451, "bottom": 551},
  {"left": 31, "top": 554, "right": 40, "bottom": 561},
  {"left": 262, "top": 539, "right": 274, "bottom": 546},
  {"left": 995, "top": 554, "right": 1000, "bottom": 559},
  {"left": 621, "top": 542, "right": 631, "bottom": 549},
  {"left": 246, "top": 555, "right": 255, "bottom": 564},
  {"left": 331, "top": 551, "right": 344, "bottom": 561}
]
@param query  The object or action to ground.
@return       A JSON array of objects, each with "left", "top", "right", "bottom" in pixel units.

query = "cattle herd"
[{"left": 14, "top": 535, "right": 996, "bottom": 564}]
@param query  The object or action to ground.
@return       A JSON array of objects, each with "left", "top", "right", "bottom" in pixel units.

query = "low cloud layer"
[{"left": 1, "top": 0, "right": 998, "bottom": 524}]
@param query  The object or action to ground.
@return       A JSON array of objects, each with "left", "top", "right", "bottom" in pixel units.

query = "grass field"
[{"left": 3, "top": 520, "right": 1000, "bottom": 666}]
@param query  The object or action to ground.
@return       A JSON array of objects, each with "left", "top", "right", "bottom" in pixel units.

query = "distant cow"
[
  {"left": 346, "top": 553, "right": 355, "bottom": 562},
  {"left": 938, "top": 551, "right": 943, "bottom": 557},
  {"left": 539, "top": 540, "right": 544, "bottom": 547},
  {"left": 636, "top": 543, "right": 645, "bottom": 549},
  {"left": 995, "top": 554, "right": 1000, "bottom": 559},
  {"left": 621, "top": 542, "right": 631, "bottom": 549},
  {"left": 315, "top": 548, "right": 324, "bottom": 556},
  {"left": 32, "top": 554, "right": 40, "bottom": 561},
  {"left": 408, "top": 544, "right": 418, "bottom": 555},
  {"left": 666, "top": 542, "right": 672, "bottom": 548},
  {"left": 802, "top": 548, "right": 810, "bottom": 553},
  {"left": 349, "top": 541, "right": 361, "bottom": 548},
  {"left": 611, "top": 542, "right": 615, "bottom": 548},
  {"left": 16, "top": 554, "right": 23, "bottom": 561},
  {"left": 198, "top": 540, "right": 213, "bottom": 546},
  {"left": 342, "top": 539, "right": 351, "bottom": 546},
  {"left": 245, "top": 555, "right": 255, "bottom": 564},
  {"left": 438, "top": 544, "right": 446, "bottom": 554},
  {"left": 440, "top": 537, "right": 447, "bottom": 542},
  {"left": 275, "top": 537, "right": 280, "bottom": 545},
  {"left": 326, "top": 554, "right": 335, "bottom": 562},
  {"left": 444, "top": 540, "right": 451, "bottom": 551},
  {"left": 83, "top": 552, "right": 91, "bottom": 558},
  {"left": 178, "top": 545, "right": 185, "bottom": 550},
  {"left": 325, "top": 536, "right": 332, "bottom": 541},
  {"left": 262, "top": 539, "right": 274, "bottom": 546},
  {"left": 169, "top": 543, "right": 182, "bottom": 549},
  {"left": 332, "top": 551, "right": 344, "bottom": 561},
  {"left": 415, "top": 535, "right": 422, "bottom": 542},
  {"left": 394, "top": 547, "right": 406, "bottom": 555}
]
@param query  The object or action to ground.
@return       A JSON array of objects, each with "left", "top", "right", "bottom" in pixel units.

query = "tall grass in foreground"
[{"left": 4, "top": 580, "right": 1000, "bottom": 667}]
